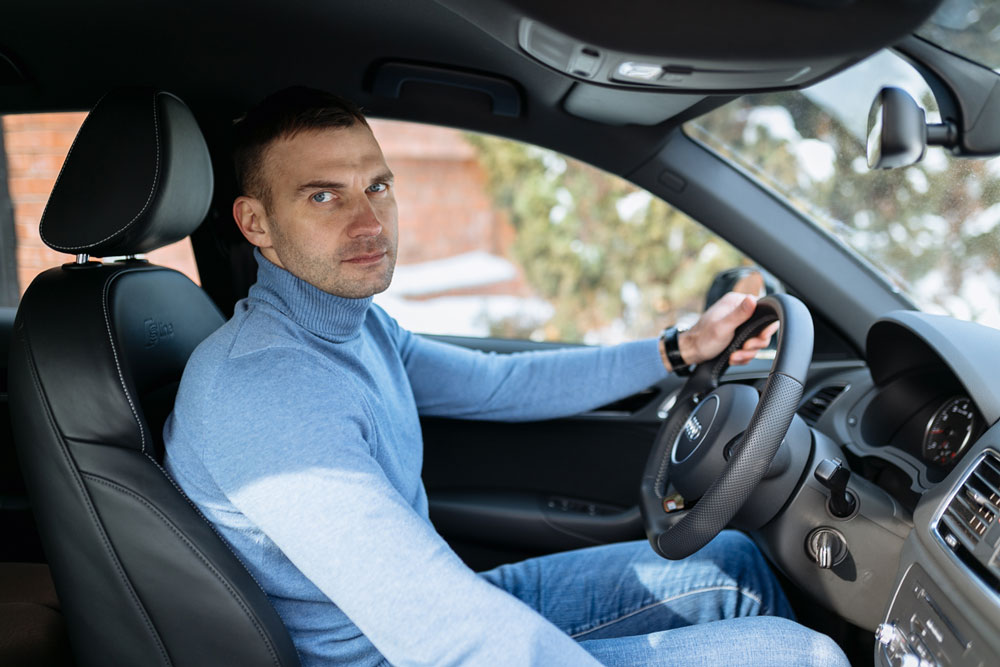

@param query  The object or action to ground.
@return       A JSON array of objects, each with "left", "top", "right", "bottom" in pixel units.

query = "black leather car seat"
[{"left": 8, "top": 88, "right": 300, "bottom": 666}]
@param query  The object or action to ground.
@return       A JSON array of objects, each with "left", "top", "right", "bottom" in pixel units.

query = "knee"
[
  {"left": 799, "top": 630, "right": 850, "bottom": 667},
  {"left": 767, "top": 617, "right": 850, "bottom": 667}
]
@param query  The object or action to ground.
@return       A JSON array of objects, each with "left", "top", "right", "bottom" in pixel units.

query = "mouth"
[{"left": 342, "top": 251, "right": 387, "bottom": 266}]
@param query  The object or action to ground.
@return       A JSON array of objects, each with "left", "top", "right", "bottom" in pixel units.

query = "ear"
[{"left": 233, "top": 196, "right": 273, "bottom": 249}]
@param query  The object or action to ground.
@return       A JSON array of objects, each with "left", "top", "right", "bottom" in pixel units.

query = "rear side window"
[
  {"left": 0, "top": 112, "right": 200, "bottom": 305},
  {"left": 369, "top": 119, "right": 753, "bottom": 344}
]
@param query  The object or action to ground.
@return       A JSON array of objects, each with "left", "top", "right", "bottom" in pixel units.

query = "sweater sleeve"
[
  {"left": 202, "top": 348, "right": 602, "bottom": 667},
  {"left": 391, "top": 322, "right": 670, "bottom": 422}
]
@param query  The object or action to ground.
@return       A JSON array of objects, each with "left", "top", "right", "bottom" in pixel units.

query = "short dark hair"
[{"left": 232, "top": 86, "right": 368, "bottom": 207}]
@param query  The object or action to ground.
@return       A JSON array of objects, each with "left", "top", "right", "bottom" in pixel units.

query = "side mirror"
[
  {"left": 866, "top": 86, "right": 957, "bottom": 169},
  {"left": 704, "top": 266, "right": 783, "bottom": 311}
]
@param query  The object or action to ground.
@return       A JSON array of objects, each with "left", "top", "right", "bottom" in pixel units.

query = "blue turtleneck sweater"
[{"left": 164, "top": 251, "right": 669, "bottom": 666}]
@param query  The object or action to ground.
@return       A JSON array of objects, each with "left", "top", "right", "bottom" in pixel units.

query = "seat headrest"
[{"left": 39, "top": 88, "right": 213, "bottom": 257}]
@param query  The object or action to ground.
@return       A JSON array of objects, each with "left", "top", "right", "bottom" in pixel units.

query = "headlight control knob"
[{"left": 806, "top": 527, "right": 848, "bottom": 569}]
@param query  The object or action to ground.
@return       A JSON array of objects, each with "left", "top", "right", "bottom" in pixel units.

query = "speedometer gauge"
[{"left": 923, "top": 396, "right": 977, "bottom": 466}]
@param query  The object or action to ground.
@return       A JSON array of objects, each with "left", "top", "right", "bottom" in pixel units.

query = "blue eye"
[
  {"left": 368, "top": 183, "right": 388, "bottom": 193},
  {"left": 312, "top": 192, "right": 334, "bottom": 203}
]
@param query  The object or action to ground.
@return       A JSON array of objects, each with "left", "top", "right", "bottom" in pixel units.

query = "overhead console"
[
  {"left": 517, "top": 18, "right": 840, "bottom": 91},
  {"left": 436, "top": 0, "right": 945, "bottom": 94}
]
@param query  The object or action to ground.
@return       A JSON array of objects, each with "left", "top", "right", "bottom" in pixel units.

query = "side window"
[
  {"left": 369, "top": 119, "right": 753, "bottom": 344},
  {"left": 0, "top": 112, "right": 200, "bottom": 304}
]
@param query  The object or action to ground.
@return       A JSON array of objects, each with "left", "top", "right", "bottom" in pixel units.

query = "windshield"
[
  {"left": 918, "top": 0, "right": 1000, "bottom": 71},
  {"left": 685, "top": 49, "right": 1000, "bottom": 328}
]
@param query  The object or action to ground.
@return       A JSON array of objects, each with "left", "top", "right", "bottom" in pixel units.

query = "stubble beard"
[{"left": 268, "top": 219, "right": 397, "bottom": 299}]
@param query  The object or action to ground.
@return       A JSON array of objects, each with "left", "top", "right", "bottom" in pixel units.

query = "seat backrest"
[{"left": 8, "top": 88, "right": 299, "bottom": 667}]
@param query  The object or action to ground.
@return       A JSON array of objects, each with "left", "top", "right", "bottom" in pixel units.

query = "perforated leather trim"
[
  {"left": 658, "top": 372, "right": 803, "bottom": 559},
  {"left": 653, "top": 316, "right": 776, "bottom": 495}
]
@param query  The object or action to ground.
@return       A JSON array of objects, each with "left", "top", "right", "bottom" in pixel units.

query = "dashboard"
[
  {"left": 808, "top": 314, "right": 998, "bottom": 495},
  {"left": 844, "top": 366, "right": 984, "bottom": 488},
  {"left": 797, "top": 311, "right": 1000, "bottom": 666}
]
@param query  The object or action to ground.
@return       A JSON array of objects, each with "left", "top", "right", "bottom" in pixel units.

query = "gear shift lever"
[{"left": 814, "top": 458, "right": 857, "bottom": 518}]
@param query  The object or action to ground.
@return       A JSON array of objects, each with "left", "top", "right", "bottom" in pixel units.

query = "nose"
[{"left": 346, "top": 197, "right": 383, "bottom": 239}]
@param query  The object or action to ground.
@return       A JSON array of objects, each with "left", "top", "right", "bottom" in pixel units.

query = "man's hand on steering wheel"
[{"left": 670, "top": 293, "right": 780, "bottom": 371}]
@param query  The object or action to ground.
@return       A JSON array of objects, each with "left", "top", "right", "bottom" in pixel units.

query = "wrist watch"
[{"left": 660, "top": 326, "right": 693, "bottom": 376}]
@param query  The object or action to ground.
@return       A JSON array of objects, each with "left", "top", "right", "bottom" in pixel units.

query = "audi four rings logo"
[{"left": 684, "top": 414, "right": 703, "bottom": 441}]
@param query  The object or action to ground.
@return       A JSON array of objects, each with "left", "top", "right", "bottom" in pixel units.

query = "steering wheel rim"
[{"left": 639, "top": 294, "right": 814, "bottom": 560}]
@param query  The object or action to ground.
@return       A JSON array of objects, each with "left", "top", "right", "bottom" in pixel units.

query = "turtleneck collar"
[{"left": 248, "top": 248, "right": 373, "bottom": 342}]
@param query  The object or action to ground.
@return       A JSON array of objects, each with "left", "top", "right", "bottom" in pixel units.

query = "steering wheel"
[{"left": 639, "top": 294, "right": 813, "bottom": 560}]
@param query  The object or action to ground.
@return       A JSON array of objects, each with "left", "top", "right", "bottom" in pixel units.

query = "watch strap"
[{"left": 661, "top": 326, "right": 692, "bottom": 376}]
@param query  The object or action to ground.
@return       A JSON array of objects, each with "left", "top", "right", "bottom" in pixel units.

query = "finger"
[
  {"left": 729, "top": 349, "right": 757, "bottom": 365},
  {"left": 740, "top": 335, "right": 770, "bottom": 351},
  {"left": 741, "top": 321, "right": 780, "bottom": 349},
  {"left": 740, "top": 338, "right": 768, "bottom": 352}
]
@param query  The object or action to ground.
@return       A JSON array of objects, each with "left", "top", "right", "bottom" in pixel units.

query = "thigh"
[
  {"left": 578, "top": 616, "right": 850, "bottom": 667},
  {"left": 479, "top": 531, "right": 793, "bottom": 640}
]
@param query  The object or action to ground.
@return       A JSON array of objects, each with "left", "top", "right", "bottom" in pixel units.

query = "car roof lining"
[
  {"left": 0, "top": 0, "right": 945, "bottom": 144},
  {"left": 0, "top": 0, "right": 941, "bottom": 341}
]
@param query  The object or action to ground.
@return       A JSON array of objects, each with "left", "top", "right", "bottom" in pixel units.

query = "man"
[{"left": 164, "top": 87, "right": 847, "bottom": 666}]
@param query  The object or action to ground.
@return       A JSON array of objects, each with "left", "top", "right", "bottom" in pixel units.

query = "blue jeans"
[{"left": 480, "top": 531, "right": 849, "bottom": 666}]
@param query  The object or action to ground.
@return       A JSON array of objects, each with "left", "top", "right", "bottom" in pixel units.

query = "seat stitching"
[
  {"left": 100, "top": 264, "right": 299, "bottom": 664},
  {"left": 17, "top": 323, "right": 172, "bottom": 666},
  {"left": 569, "top": 585, "right": 762, "bottom": 639},
  {"left": 101, "top": 266, "right": 274, "bottom": 587},
  {"left": 101, "top": 267, "right": 149, "bottom": 453},
  {"left": 82, "top": 472, "right": 283, "bottom": 667},
  {"left": 145, "top": 448, "right": 300, "bottom": 663},
  {"left": 41, "top": 91, "right": 163, "bottom": 252},
  {"left": 145, "top": 453, "right": 284, "bottom": 619},
  {"left": 38, "top": 90, "right": 110, "bottom": 248}
]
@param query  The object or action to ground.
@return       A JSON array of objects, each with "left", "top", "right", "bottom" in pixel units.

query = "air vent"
[
  {"left": 797, "top": 384, "right": 847, "bottom": 426},
  {"left": 934, "top": 451, "right": 1000, "bottom": 596}
]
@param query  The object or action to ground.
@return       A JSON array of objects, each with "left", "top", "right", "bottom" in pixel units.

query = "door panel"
[
  {"left": 420, "top": 334, "right": 824, "bottom": 571},
  {"left": 423, "top": 412, "right": 664, "bottom": 570},
  {"left": 420, "top": 334, "right": 684, "bottom": 569}
]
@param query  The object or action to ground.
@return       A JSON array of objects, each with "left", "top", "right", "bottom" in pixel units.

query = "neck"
[{"left": 249, "top": 248, "right": 373, "bottom": 341}]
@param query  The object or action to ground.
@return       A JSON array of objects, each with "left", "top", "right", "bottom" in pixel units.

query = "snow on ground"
[
  {"left": 375, "top": 292, "right": 553, "bottom": 337},
  {"left": 375, "top": 251, "right": 553, "bottom": 336},
  {"left": 385, "top": 251, "right": 517, "bottom": 297}
]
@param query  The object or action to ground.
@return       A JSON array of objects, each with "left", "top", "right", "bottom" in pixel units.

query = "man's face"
[{"left": 244, "top": 124, "right": 398, "bottom": 299}]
